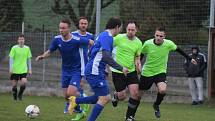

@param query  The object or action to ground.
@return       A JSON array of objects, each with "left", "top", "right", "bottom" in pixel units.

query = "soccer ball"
[{"left": 25, "top": 105, "right": 40, "bottom": 118}]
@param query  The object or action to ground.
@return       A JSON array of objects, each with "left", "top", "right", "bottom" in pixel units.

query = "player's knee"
[
  {"left": 158, "top": 89, "right": 166, "bottom": 94},
  {"left": 67, "top": 85, "right": 79, "bottom": 96},
  {"left": 118, "top": 92, "right": 127, "bottom": 100},
  {"left": 98, "top": 95, "right": 111, "bottom": 105}
]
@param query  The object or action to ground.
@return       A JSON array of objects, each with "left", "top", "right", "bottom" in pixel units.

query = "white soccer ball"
[{"left": 25, "top": 105, "right": 40, "bottom": 118}]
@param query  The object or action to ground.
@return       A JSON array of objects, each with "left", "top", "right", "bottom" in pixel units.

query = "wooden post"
[{"left": 208, "top": 28, "right": 215, "bottom": 98}]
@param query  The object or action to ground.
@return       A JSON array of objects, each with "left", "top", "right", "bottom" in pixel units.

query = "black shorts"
[
  {"left": 139, "top": 73, "right": 166, "bottom": 90},
  {"left": 112, "top": 71, "right": 139, "bottom": 92},
  {"left": 10, "top": 73, "right": 27, "bottom": 81}
]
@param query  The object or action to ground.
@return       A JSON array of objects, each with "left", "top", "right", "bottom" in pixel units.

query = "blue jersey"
[
  {"left": 72, "top": 31, "right": 94, "bottom": 75},
  {"left": 85, "top": 31, "right": 113, "bottom": 78},
  {"left": 49, "top": 35, "right": 89, "bottom": 76}
]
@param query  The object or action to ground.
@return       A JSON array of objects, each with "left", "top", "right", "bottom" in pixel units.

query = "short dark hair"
[
  {"left": 18, "top": 34, "right": 24, "bottom": 38},
  {"left": 156, "top": 26, "right": 166, "bottom": 32},
  {"left": 105, "top": 17, "right": 122, "bottom": 29},
  {"left": 60, "top": 18, "right": 71, "bottom": 27},
  {"left": 78, "top": 16, "right": 88, "bottom": 22},
  {"left": 126, "top": 20, "right": 139, "bottom": 29}
]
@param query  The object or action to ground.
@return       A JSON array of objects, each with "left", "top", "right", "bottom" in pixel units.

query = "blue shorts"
[
  {"left": 61, "top": 72, "right": 81, "bottom": 89},
  {"left": 85, "top": 75, "right": 109, "bottom": 96}
]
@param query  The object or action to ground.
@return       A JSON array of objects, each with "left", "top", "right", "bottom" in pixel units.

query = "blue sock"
[
  {"left": 87, "top": 103, "right": 104, "bottom": 121},
  {"left": 76, "top": 95, "right": 98, "bottom": 104}
]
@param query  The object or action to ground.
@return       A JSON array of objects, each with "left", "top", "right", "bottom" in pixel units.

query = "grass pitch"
[{"left": 0, "top": 94, "right": 215, "bottom": 121}]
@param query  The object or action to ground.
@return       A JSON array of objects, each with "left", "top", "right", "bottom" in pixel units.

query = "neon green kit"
[
  {"left": 111, "top": 34, "right": 142, "bottom": 73},
  {"left": 9, "top": 45, "right": 32, "bottom": 74},
  {"left": 141, "top": 39, "right": 177, "bottom": 77}
]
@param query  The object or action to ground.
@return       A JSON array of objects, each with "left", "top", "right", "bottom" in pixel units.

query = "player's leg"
[
  {"left": 71, "top": 77, "right": 88, "bottom": 121},
  {"left": 111, "top": 72, "right": 127, "bottom": 107},
  {"left": 69, "top": 75, "right": 109, "bottom": 121},
  {"left": 18, "top": 73, "right": 28, "bottom": 100},
  {"left": 10, "top": 74, "right": 18, "bottom": 100},
  {"left": 125, "top": 71, "right": 140, "bottom": 120},
  {"left": 195, "top": 77, "right": 204, "bottom": 104},
  {"left": 67, "top": 73, "right": 87, "bottom": 119},
  {"left": 87, "top": 78, "right": 110, "bottom": 121},
  {"left": 153, "top": 73, "right": 167, "bottom": 118},
  {"left": 61, "top": 75, "right": 71, "bottom": 114},
  {"left": 79, "top": 77, "right": 90, "bottom": 113},
  {"left": 188, "top": 77, "right": 198, "bottom": 105},
  {"left": 135, "top": 75, "right": 154, "bottom": 121}
]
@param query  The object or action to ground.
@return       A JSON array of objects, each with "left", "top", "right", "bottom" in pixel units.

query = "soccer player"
[
  {"left": 9, "top": 34, "right": 32, "bottom": 101},
  {"left": 71, "top": 17, "right": 94, "bottom": 120},
  {"left": 68, "top": 17, "right": 128, "bottom": 121},
  {"left": 36, "top": 18, "right": 94, "bottom": 116},
  {"left": 111, "top": 21, "right": 142, "bottom": 121},
  {"left": 138, "top": 26, "right": 197, "bottom": 118}
]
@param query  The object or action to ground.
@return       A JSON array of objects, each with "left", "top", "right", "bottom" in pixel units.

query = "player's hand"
[
  {"left": 136, "top": 63, "right": 142, "bottom": 74},
  {"left": 35, "top": 55, "right": 44, "bottom": 61},
  {"left": 28, "top": 70, "right": 32, "bottom": 75},
  {"left": 122, "top": 67, "right": 129, "bottom": 76},
  {"left": 89, "top": 40, "right": 94, "bottom": 46},
  {"left": 191, "top": 59, "right": 197, "bottom": 65}
]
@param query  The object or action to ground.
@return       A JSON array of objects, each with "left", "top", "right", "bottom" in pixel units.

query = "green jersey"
[
  {"left": 111, "top": 34, "right": 142, "bottom": 73},
  {"left": 141, "top": 39, "right": 177, "bottom": 77},
  {"left": 9, "top": 45, "right": 32, "bottom": 74}
]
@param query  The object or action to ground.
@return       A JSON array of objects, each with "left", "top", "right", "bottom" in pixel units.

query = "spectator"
[{"left": 184, "top": 46, "right": 207, "bottom": 105}]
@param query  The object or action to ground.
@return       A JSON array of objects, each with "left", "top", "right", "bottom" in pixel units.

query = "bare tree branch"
[
  {"left": 86, "top": 0, "right": 95, "bottom": 23},
  {"left": 101, "top": 0, "right": 116, "bottom": 8},
  {"left": 78, "top": 0, "right": 88, "bottom": 16},
  {"left": 51, "top": 0, "right": 116, "bottom": 33}
]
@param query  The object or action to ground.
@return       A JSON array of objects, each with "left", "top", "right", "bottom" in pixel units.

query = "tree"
[
  {"left": 0, "top": 0, "right": 24, "bottom": 32},
  {"left": 51, "top": 0, "right": 116, "bottom": 33},
  {"left": 120, "top": 0, "right": 210, "bottom": 44}
]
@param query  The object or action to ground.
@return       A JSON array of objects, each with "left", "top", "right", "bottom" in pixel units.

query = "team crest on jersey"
[
  {"left": 73, "top": 82, "right": 77, "bottom": 85},
  {"left": 99, "top": 82, "right": 104, "bottom": 86},
  {"left": 58, "top": 44, "right": 62, "bottom": 47}
]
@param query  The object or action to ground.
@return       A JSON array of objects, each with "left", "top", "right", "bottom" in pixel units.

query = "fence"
[
  {"left": 0, "top": 0, "right": 211, "bottom": 98},
  {"left": 0, "top": 32, "right": 208, "bottom": 82}
]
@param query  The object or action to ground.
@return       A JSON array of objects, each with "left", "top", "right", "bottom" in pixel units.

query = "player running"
[
  {"left": 36, "top": 18, "right": 93, "bottom": 117},
  {"left": 111, "top": 21, "right": 142, "bottom": 121},
  {"left": 68, "top": 17, "right": 128, "bottom": 121},
  {"left": 137, "top": 26, "right": 197, "bottom": 119},
  {"left": 71, "top": 17, "right": 94, "bottom": 120},
  {"left": 9, "top": 34, "right": 32, "bottom": 101}
]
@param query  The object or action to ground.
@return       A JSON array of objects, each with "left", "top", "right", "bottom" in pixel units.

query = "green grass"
[{"left": 0, "top": 94, "right": 215, "bottom": 121}]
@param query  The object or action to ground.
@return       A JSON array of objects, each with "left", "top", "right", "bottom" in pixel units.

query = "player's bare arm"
[
  {"left": 175, "top": 47, "right": 197, "bottom": 65},
  {"left": 36, "top": 50, "right": 51, "bottom": 61},
  {"left": 135, "top": 56, "right": 141, "bottom": 73}
]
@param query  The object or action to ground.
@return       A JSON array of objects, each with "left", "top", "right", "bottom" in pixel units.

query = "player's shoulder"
[
  {"left": 71, "top": 30, "right": 78, "bottom": 34},
  {"left": 72, "top": 35, "right": 81, "bottom": 41},
  {"left": 99, "top": 31, "right": 112, "bottom": 38},
  {"left": 54, "top": 35, "right": 62, "bottom": 39},
  {"left": 114, "top": 33, "right": 125, "bottom": 39},
  {"left": 23, "top": 45, "right": 30, "bottom": 49},
  {"left": 164, "top": 39, "right": 174, "bottom": 44},
  {"left": 86, "top": 31, "right": 93, "bottom": 36},
  {"left": 11, "top": 45, "right": 19, "bottom": 49},
  {"left": 144, "top": 38, "right": 154, "bottom": 44},
  {"left": 134, "top": 36, "right": 142, "bottom": 44}
]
